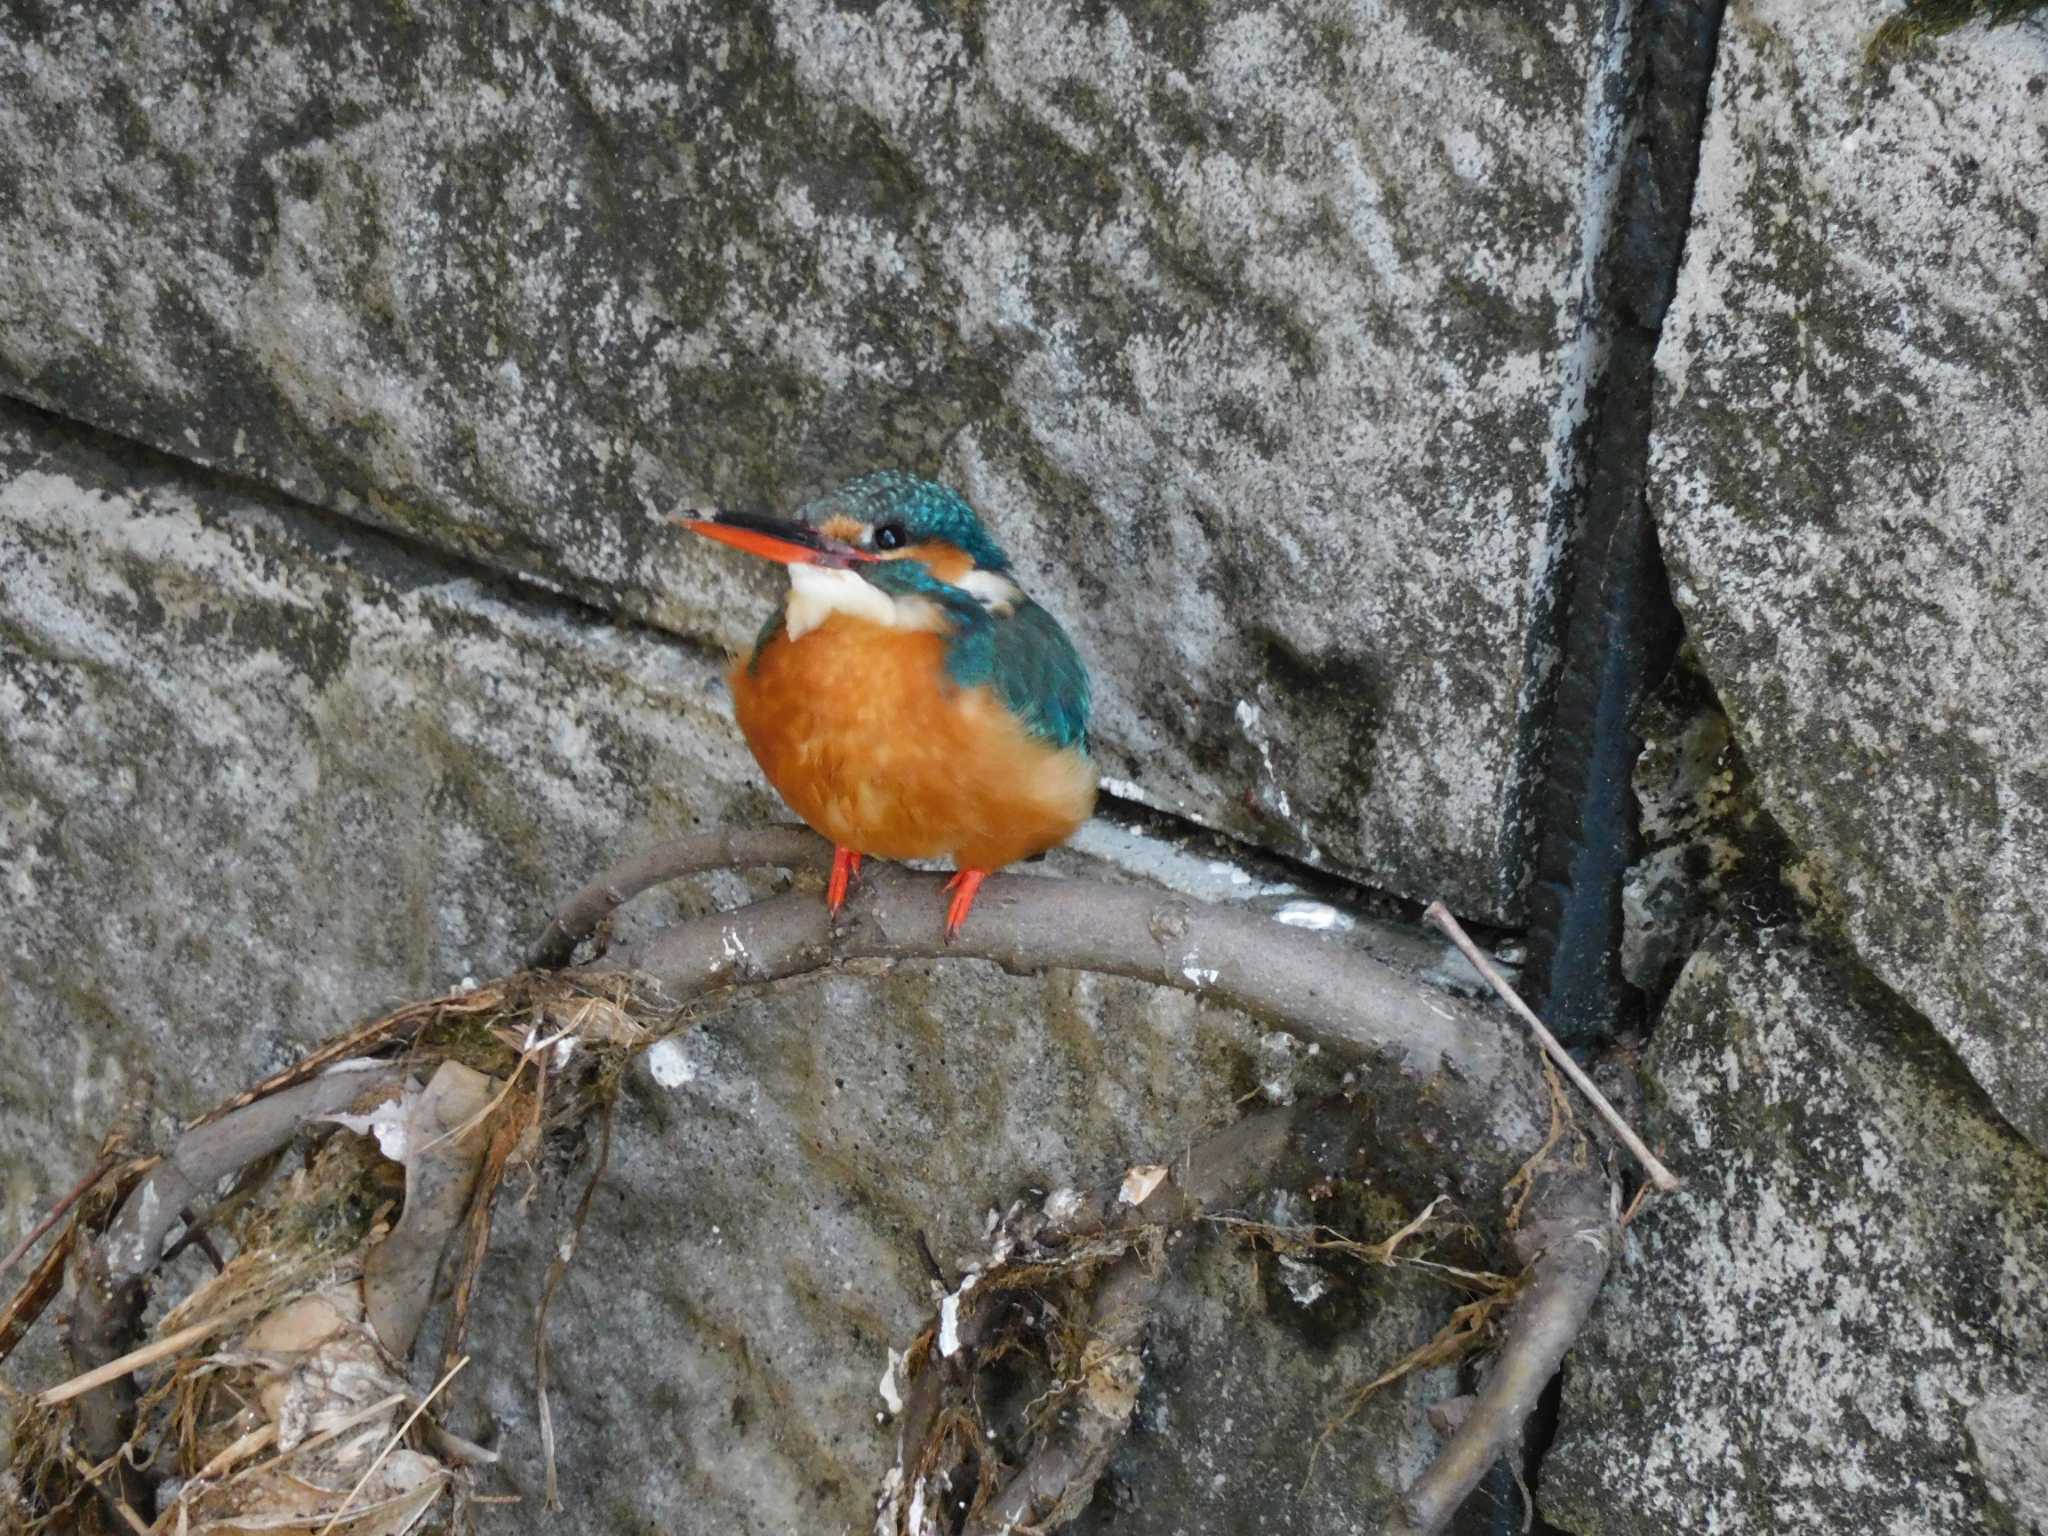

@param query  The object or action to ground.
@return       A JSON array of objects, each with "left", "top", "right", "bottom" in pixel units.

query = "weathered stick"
[
  {"left": 960, "top": 1239, "right": 1166, "bottom": 1535},
  {"left": 64, "top": 1067, "right": 409, "bottom": 1515},
  {"left": 1388, "top": 1160, "right": 1617, "bottom": 1535},
  {"left": 1424, "top": 901, "right": 1680, "bottom": 1194},
  {"left": 526, "top": 826, "right": 830, "bottom": 968},
  {"left": 39, "top": 1308, "right": 261, "bottom": 1408},
  {"left": 601, "top": 865, "right": 1549, "bottom": 1154},
  {"left": 0, "top": 1157, "right": 155, "bottom": 1368}
]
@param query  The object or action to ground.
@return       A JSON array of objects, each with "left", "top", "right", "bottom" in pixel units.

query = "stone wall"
[{"left": 4, "top": 1, "right": 2045, "bottom": 1532}]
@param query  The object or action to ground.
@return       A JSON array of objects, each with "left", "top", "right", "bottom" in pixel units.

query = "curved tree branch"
[
  {"left": 595, "top": 864, "right": 1554, "bottom": 1200},
  {"left": 526, "top": 827, "right": 830, "bottom": 969},
  {"left": 26, "top": 836, "right": 1613, "bottom": 1536},
  {"left": 575, "top": 852, "right": 1613, "bottom": 1535}
]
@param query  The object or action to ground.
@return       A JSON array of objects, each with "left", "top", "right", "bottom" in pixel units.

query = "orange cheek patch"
[
  {"left": 895, "top": 541, "right": 974, "bottom": 583},
  {"left": 819, "top": 515, "right": 865, "bottom": 544}
]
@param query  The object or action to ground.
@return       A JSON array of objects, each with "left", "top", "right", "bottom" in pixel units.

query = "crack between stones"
[
  {"left": 1514, "top": 0, "right": 1729, "bottom": 1054},
  {"left": 0, "top": 388, "right": 1488, "bottom": 954},
  {"left": 1483, "top": 3, "right": 1730, "bottom": 1535},
  {"left": 0, "top": 388, "right": 734, "bottom": 671}
]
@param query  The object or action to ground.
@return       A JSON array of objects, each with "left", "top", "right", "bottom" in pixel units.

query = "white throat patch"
[
  {"left": 785, "top": 565, "right": 943, "bottom": 641},
  {"left": 782, "top": 564, "right": 1026, "bottom": 641}
]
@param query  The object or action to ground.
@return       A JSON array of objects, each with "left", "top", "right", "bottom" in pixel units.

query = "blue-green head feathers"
[
  {"left": 760, "top": 471, "right": 1089, "bottom": 751},
  {"left": 798, "top": 470, "right": 1011, "bottom": 573}
]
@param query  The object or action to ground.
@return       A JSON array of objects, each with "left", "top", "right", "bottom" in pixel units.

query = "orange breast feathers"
[{"left": 729, "top": 612, "right": 1097, "bottom": 872}]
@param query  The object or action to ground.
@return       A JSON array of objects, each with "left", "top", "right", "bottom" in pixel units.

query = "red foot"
[
  {"left": 828, "top": 847, "right": 863, "bottom": 915},
  {"left": 943, "top": 868, "right": 989, "bottom": 942}
]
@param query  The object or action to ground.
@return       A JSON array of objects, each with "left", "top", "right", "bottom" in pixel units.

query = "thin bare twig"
[
  {"left": 602, "top": 866, "right": 1554, "bottom": 1185},
  {"left": 1620, "top": 1179, "right": 1658, "bottom": 1228},
  {"left": 534, "top": 1094, "right": 614, "bottom": 1511},
  {"left": 64, "top": 1448, "right": 151, "bottom": 1536},
  {"left": 1387, "top": 1166, "right": 1616, "bottom": 1536},
  {"left": 436, "top": 1085, "right": 533, "bottom": 1384},
  {"left": 38, "top": 1307, "right": 263, "bottom": 1407},
  {"left": 159, "top": 1149, "right": 284, "bottom": 1270},
  {"left": 1, "top": 1156, "right": 117, "bottom": 1281},
  {"left": 1423, "top": 902, "right": 1680, "bottom": 1194},
  {"left": 0, "top": 1156, "right": 156, "bottom": 1369}
]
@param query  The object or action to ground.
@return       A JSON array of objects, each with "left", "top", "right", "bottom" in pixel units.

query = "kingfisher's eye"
[{"left": 873, "top": 522, "right": 908, "bottom": 551}]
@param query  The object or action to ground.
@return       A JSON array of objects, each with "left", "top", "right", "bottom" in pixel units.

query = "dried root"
[
  {"left": 879, "top": 1217, "right": 1169, "bottom": 1536},
  {"left": 3, "top": 973, "right": 676, "bottom": 1535}
]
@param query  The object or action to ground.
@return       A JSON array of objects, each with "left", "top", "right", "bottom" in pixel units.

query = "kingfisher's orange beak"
[{"left": 674, "top": 511, "right": 878, "bottom": 569}]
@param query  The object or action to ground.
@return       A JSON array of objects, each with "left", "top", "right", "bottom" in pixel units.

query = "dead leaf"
[{"left": 1118, "top": 1166, "right": 1169, "bottom": 1206}]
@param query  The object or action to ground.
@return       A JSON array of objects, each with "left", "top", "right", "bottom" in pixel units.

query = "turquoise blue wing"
[
  {"left": 986, "top": 600, "right": 1091, "bottom": 751},
  {"left": 863, "top": 562, "right": 1091, "bottom": 750}
]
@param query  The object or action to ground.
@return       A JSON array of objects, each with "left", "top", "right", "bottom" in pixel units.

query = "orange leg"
[
  {"left": 943, "top": 868, "right": 988, "bottom": 942},
  {"left": 827, "top": 846, "right": 863, "bottom": 915}
]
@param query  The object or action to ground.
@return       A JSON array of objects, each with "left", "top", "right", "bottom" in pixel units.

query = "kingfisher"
[{"left": 679, "top": 472, "right": 1096, "bottom": 938}]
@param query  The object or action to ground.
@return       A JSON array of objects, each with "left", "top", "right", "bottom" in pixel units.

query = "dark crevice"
[
  {"left": 1519, "top": 0, "right": 1727, "bottom": 1053},
  {"left": 1447, "top": 1367, "right": 1568, "bottom": 1536},
  {"left": 1622, "top": 643, "right": 1806, "bottom": 1013},
  {"left": 1483, "top": 2, "right": 1729, "bottom": 1534},
  {"left": 0, "top": 388, "right": 732, "bottom": 669}
]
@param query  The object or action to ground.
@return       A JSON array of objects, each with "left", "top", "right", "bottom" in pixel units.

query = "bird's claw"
[
  {"left": 943, "top": 868, "right": 988, "bottom": 943},
  {"left": 828, "top": 847, "right": 863, "bottom": 916}
]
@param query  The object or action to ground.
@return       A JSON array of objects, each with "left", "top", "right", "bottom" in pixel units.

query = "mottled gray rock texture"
[
  {"left": 0, "top": 405, "right": 758, "bottom": 1130},
  {"left": 1969, "top": 1387, "right": 2048, "bottom": 1536},
  {"left": 0, "top": 403, "right": 1473, "bottom": 1530},
  {"left": 0, "top": 0, "right": 1619, "bottom": 920},
  {"left": 468, "top": 988, "right": 1466, "bottom": 1536},
  {"left": 1543, "top": 921, "right": 2048, "bottom": 1535},
  {"left": 1622, "top": 644, "right": 1800, "bottom": 1001},
  {"left": 1649, "top": 0, "right": 2048, "bottom": 1146}
]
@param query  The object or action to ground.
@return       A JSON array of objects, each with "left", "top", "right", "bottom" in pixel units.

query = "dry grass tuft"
[{"left": 4, "top": 972, "right": 691, "bottom": 1535}]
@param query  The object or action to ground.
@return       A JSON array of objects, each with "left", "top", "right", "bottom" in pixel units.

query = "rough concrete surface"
[
  {"left": 1969, "top": 1387, "right": 2048, "bottom": 1536},
  {"left": 464, "top": 977, "right": 1464, "bottom": 1536},
  {"left": 0, "top": 402, "right": 1470, "bottom": 1530},
  {"left": 1649, "top": 0, "right": 2048, "bottom": 1147},
  {"left": 1543, "top": 920, "right": 2048, "bottom": 1535},
  {"left": 0, "top": 0, "right": 1620, "bottom": 919}
]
